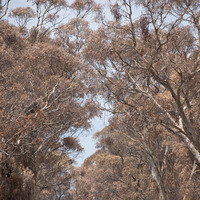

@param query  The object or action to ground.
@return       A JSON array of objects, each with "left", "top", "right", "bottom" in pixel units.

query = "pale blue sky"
[{"left": 76, "top": 110, "right": 110, "bottom": 165}]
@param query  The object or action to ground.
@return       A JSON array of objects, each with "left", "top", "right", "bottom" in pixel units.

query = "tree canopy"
[{"left": 0, "top": 0, "right": 200, "bottom": 199}]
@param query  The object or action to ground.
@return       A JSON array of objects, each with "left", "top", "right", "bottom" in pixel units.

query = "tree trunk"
[
  {"left": 178, "top": 132, "right": 200, "bottom": 163},
  {"left": 149, "top": 155, "right": 169, "bottom": 200}
]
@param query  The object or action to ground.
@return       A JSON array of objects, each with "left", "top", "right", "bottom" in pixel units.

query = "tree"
[
  {"left": 1, "top": 0, "right": 200, "bottom": 199},
  {"left": 0, "top": 0, "right": 11, "bottom": 20},
  {"left": 87, "top": 0, "right": 200, "bottom": 161},
  {"left": 81, "top": 0, "right": 200, "bottom": 199},
  {"left": 72, "top": 108, "right": 200, "bottom": 199},
  {"left": 0, "top": 1, "right": 99, "bottom": 198}
]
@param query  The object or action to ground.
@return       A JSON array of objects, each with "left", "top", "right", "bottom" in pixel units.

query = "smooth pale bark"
[
  {"left": 177, "top": 132, "right": 200, "bottom": 163},
  {"left": 147, "top": 92, "right": 200, "bottom": 164},
  {"left": 149, "top": 155, "right": 169, "bottom": 200}
]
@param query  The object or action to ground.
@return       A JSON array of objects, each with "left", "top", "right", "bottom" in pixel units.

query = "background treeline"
[{"left": 0, "top": 0, "right": 200, "bottom": 200}]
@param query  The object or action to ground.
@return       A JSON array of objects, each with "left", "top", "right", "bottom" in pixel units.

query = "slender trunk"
[
  {"left": 151, "top": 166, "right": 168, "bottom": 200},
  {"left": 177, "top": 132, "right": 200, "bottom": 163},
  {"left": 149, "top": 93, "right": 200, "bottom": 164},
  {"left": 148, "top": 154, "right": 169, "bottom": 200}
]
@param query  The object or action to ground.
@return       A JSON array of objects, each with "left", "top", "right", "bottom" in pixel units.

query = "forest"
[{"left": 0, "top": 0, "right": 200, "bottom": 199}]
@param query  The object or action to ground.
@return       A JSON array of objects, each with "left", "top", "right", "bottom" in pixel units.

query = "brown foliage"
[
  {"left": 1, "top": 0, "right": 200, "bottom": 199},
  {"left": 71, "top": 0, "right": 200, "bottom": 199},
  {"left": 63, "top": 137, "right": 83, "bottom": 152},
  {"left": 0, "top": 2, "right": 99, "bottom": 199}
]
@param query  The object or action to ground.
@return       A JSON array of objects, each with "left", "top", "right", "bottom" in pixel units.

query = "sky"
[
  {"left": 7, "top": 0, "right": 110, "bottom": 29},
  {"left": 75, "top": 110, "right": 110, "bottom": 165},
  {"left": 6, "top": 0, "right": 141, "bottom": 166}
]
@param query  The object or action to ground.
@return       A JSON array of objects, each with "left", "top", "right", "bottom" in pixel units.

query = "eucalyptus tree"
[
  {"left": 0, "top": 0, "right": 99, "bottom": 199},
  {"left": 83, "top": 0, "right": 200, "bottom": 199}
]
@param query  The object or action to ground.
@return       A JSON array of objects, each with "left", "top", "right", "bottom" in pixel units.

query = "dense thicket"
[
  {"left": 0, "top": 0, "right": 99, "bottom": 199},
  {"left": 72, "top": 0, "right": 200, "bottom": 199},
  {"left": 0, "top": 0, "right": 200, "bottom": 200}
]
